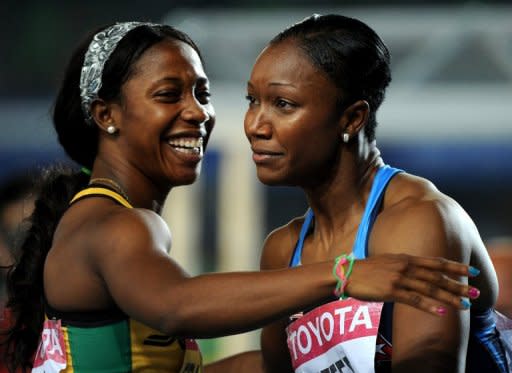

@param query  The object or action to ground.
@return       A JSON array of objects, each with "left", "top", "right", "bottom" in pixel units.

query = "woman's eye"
[
  {"left": 245, "top": 95, "right": 256, "bottom": 104},
  {"left": 276, "top": 99, "right": 293, "bottom": 109},
  {"left": 196, "top": 90, "right": 211, "bottom": 104},
  {"left": 156, "top": 91, "right": 180, "bottom": 99}
]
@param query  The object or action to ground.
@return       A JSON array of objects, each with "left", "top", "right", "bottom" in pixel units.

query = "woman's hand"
[{"left": 344, "top": 254, "right": 480, "bottom": 315}]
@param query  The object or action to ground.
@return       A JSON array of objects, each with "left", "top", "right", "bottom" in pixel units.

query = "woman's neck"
[
  {"left": 90, "top": 158, "right": 170, "bottom": 212},
  {"left": 304, "top": 144, "right": 383, "bottom": 238}
]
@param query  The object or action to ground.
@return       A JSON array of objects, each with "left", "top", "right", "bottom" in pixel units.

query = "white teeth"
[
  {"left": 174, "top": 147, "right": 201, "bottom": 155},
  {"left": 168, "top": 137, "right": 203, "bottom": 147},
  {"left": 168, "top": 137, "right": 204, "bottom": 155}
]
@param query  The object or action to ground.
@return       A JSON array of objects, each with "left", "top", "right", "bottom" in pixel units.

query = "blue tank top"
[
  {"left": 290, "top": 165, "right": 401, "bottom": 267},
  {"left": 289, "top": 165, "right": 509, "bottom": 372}
]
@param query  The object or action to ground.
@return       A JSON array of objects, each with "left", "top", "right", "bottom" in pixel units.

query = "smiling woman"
[
  {"left": 2, "top": 21, "right": 482, "bottom": 373},
  {"left": 95, "top": 38, "right": 213, "bottom": 190}
]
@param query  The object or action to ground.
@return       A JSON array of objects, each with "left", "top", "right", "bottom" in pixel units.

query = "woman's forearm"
[{"left": 162, "top": 263, "right": 334, "bottom": 337}]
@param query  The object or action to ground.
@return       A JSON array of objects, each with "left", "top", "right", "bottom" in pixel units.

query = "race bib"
[
  {"left": 32, "top": 319, "right": 67, "bottom": 373},
  {"left": 286, "top": 299, "right": 383, "bottom": 373},
  {"left": 179, "top": 339, "right": 203, "bottom": 373}
]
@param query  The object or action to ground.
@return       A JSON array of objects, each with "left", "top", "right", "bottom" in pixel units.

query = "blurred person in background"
[
  {"left": 0, "top": 171, "right": 38, "bottom": 311},
  {"left": 0, "top": 171, "right": 39, "bottom": 373},
  {"left": 244, "top": 14, "right": 508, "bottom": 373},
  {"left": 0, "top": 172, "right": 39, "bottom": 262},
  {"left": 1, "top": 21, "right": 478, "bottom": 373}
]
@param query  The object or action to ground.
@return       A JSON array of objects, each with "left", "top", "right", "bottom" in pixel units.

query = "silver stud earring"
[
  {"left": 342, "top": 133, "right": 350, "bottom": 143},
  {"left": 107, "top": 125, "right": 117, "bottom": 134}
]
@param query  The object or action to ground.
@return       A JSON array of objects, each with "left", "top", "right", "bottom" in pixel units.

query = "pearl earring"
[
  {"left": 342, "top": 133, "right": 350, "bottom": 143},
  {"left": 107, "top": 125, "right": 117, "bottom": 134}
]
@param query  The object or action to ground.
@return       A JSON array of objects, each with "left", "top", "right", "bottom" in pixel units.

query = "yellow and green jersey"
[
  {"left": 33, "top": 187, "right": 202, "bottom": 373},
  {"left": 49, "top": 318, "right": 201, "bottom": 372}
]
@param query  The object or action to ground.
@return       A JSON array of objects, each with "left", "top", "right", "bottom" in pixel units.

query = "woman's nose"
[
  {"left": 245, "top": 108, "right": 272, "bottom": 139},
  {"left": 181, "top": 96, "right": 210, "bottom": 124}
]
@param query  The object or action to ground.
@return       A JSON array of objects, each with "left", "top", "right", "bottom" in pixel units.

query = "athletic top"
[
  {"left": 289, "top": 165, "right": 509, "bottom": 372},
  {"left": 32, "top": 186, "right": 202, "bottom": 373}
]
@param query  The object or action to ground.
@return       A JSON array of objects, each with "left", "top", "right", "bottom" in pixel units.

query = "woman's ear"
[
  {"left": 90, "top": 99, "right": 118, "bottom": 134},
  {"left": 339, "top": 100, "right": 370, "bottom": 139}
]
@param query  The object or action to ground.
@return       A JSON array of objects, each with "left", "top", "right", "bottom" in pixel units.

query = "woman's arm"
[
  {"left": 259, "top": 223, "right": 305, "bottom": 373},
  {"left": 90, "top": 207, "right": 476, "bottom": 340},
  {"left": 92, "top": 209, "right": 334, "bottom": 338},
  {"left": 257, "top": 219, "right": 481, "bottom": 373},
  {"left": 371, "top": 198, "right": 486, "bottom": 373}
]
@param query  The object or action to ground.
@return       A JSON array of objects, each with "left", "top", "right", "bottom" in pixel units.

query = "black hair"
[
  {"left": 0, "top": 170, "right": 40, "bottom": 260},
  {"left": 3, "top": 166, "right": 88, "bottom": 372},
  {"left": 270, "top": 14, "right": 392, "bottom": 141},
  {"left": 3, "top": 23, "right": 201, "bottom": 372},
  {"left": 0, "top": 173, "right": 36, "bottom": 214}
]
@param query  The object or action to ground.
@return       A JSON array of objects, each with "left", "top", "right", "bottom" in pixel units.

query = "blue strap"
[
  {"left": 352, "top": 165, "right": 403, "bottom": 259},
  {"left": 289, "top": 165, "right": 403, "bottom": 265},
  {"left": 289, "top": 209, "right": 314, "bottom": 267}
]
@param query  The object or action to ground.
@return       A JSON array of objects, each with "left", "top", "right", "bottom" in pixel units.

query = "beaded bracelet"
[{"left": 332, "top": 253, "right": 355, "bottom": 300}]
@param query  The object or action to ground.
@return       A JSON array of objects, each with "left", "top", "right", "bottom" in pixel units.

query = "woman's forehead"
[
  {"left": 251, "top": 41, "right": 328, "bottom": 87},
  {"left": 257, "top": 40, "right": 304, "bottom": 66},
  {"left": 130, "top": 40, "right": 206, "bottom": 82}
]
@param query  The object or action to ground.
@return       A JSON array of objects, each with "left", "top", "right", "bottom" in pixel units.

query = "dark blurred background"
[
  {"left": 2, "top": 0, "right": 510, "bottom": 236},
  {"left": 1, "top": 0, "right": 511, "bottom": 360},
  {"left": 1, "top": 0, "right": 511, "bottom": 97}
]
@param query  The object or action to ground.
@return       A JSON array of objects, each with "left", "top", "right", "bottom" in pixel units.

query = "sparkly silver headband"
[{"left": 79, "top": 22, "right": 156, "bottom": 126}]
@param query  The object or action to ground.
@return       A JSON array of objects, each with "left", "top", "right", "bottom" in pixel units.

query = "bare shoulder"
[
  {"left": 372, "top": 172, "right": 479, "bottom": 259},
  {"left": 47, "top": 200, "right": 175, "bottom": 311},
  {"left": 91, "top": 205, "right": 171, "bottom": 257},
  {"left": 260, "top": 213, "right": 306, "bottom": 270},
  {"left": 56, "top": 200, "right": 172, "bottom": 263},
  {"left": 376, "top": 172, "right": 499, "bottom": 308}
]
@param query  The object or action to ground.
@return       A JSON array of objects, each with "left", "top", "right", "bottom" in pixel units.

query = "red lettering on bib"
[
  {"left": 286, "top": 299, "right": 383, "bottom": 372},
  {"left": 32, "top": 319, "right": 67, "bottom": 372}
]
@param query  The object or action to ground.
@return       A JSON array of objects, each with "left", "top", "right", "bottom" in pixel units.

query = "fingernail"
[
  {"left": 436, "top": 306, "right": 447, "bottom": 315},
  {"left": 468, "top": 287, "right": 480, "bottom": 299},
  {"left": 461, "top": 298, "right": 472, "bottom": 309},
  {"left": 469, "top": 266, "right": 480, "bottom": 277}
]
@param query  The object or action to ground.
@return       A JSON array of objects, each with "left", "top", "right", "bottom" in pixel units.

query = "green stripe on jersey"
[{"left": 66, "top": 320, "right": 132, "bottom": 372}]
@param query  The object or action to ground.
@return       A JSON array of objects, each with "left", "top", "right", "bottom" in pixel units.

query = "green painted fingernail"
[
  {"left": 461, "top": 298, "right": 471, "bottom": 309},
  {"left": 469, "top": 266, "right": 480, "bottom": 276}
]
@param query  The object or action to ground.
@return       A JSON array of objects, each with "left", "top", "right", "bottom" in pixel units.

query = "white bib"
[{"left": 286, "top": 299, "right": 383, "bottom": 373}]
